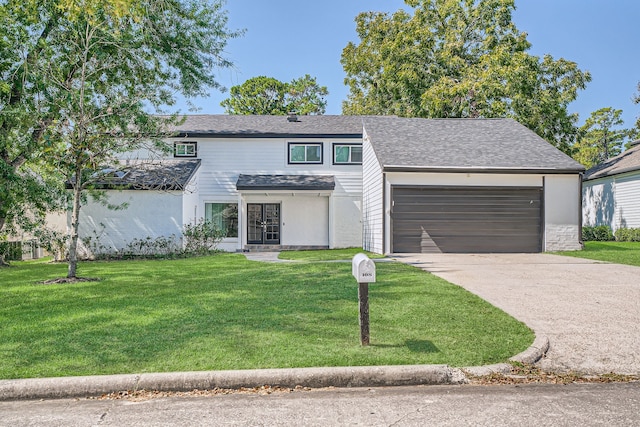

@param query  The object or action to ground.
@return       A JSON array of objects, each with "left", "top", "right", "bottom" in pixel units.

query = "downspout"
[{"left": 382, "top": 172, "right": 387, "bottom": 255}]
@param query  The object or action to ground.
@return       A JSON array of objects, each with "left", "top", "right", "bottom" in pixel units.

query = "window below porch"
[{"left": 205, "top": 203, "right": 238, "bottom": 238}]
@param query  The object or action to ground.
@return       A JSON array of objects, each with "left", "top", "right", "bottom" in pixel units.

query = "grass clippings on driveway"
[
  {"left": 555, "top": 241, "right": 640, "bottom": 267},
  {"left": 0, "top": 253, "right": 533, "bottom": 380}
]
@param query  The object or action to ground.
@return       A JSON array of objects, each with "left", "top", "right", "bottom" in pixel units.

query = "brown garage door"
[{"left": 392, "top": 186, "right": 542, "bottom": 253}]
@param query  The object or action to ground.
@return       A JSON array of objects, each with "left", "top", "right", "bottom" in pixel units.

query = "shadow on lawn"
[{"left": 372, "top": 340, "right": 439, "bottom": 354}]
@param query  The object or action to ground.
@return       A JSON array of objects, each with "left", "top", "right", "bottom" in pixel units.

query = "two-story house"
[{"left": 74, "top": 114, "right": 585, "bottom": 255}]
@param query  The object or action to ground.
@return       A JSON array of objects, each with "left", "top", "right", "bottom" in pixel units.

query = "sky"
[{"left": 176, "top": 0, "right": 639, "bottom": 129}]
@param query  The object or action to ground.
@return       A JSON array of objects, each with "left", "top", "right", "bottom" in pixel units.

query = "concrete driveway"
[{"left": 392, "top": 253, "right": 640, "bottom": 375}]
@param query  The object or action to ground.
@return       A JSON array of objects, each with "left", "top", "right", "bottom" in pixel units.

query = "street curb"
[
  {"left": 0, "top": 336, "right": 549, "bottom": 401},
  {"left": 0, "top": 365, "right": 462, "bottom": 401},
  {"left": 462, "top": 335, "right": 550, "bottom": 377}
]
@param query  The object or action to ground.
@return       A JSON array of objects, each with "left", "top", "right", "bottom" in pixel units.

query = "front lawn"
[
  {"left": 279, "top": 247, "right": 385, "bottom": 261},
  {"left": 556, "top": 241, "right": 640, "bottom": 267},
  {"left": 0, "top": 254, "right": 533, "bottom": 380}
]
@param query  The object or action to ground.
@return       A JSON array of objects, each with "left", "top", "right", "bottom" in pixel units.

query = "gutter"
[{"left": 382, "top": 165, "right": 585, "bottom": 174}]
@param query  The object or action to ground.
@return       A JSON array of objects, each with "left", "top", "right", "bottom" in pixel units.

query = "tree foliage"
[
  {"left": 221, "top": 74, "right": 328, "bottom": 115},
  {"left": 0, "top": 0, "right": 239, "bottom": 272},
  {"left": 632, "top": 82, "right": 640, "bottom": 142},
  {"left": 573, "top": 107, "right": 629, "bottom": 168},
  {"left": 341, "top": 0, "right": 591, "bottom": 153}
]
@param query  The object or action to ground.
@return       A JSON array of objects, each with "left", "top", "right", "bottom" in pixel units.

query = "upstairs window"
[
  {"left": 174, "top": 142, "right": 197, "bottom": 158},
  {"left": 288, "top": 143, "right": 323, "bottom": 164},
  {"left": 333, "top": 144, "right": 363, "bottom": 165}
]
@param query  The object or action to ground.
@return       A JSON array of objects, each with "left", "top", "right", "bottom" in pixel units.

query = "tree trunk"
[
  {"left": 0, "top": 200, "right": 9, "bottom": 267},
  {"left": 67, "top": 171, "right": 83, "bottom": 279}
]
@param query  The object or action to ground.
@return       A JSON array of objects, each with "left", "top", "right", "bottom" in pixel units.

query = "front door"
[{"left": 247, "top": 203, "right": 281, "bottom": 244}]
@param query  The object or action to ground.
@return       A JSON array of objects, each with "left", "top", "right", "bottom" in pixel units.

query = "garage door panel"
[
  {"left": 392, "top": 187, "right": 542, "bottom": 253},
  {"left": 392, "top": 209, "right": 540, "bottom": 219}
]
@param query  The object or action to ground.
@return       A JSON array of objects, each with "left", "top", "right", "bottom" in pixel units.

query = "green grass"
[
  {"left": 278, "top": 247, "right": 386, "bottom": 261},
  {"left": 0, "top": 254, "right": 533, "bottom": 380},
  {"left": 556, "top": 241, "right": 640, "bottom": 267}
]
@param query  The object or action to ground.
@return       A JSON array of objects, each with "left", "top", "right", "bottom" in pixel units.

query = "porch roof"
[{"left": 236, "top": 174, "right": 335, "bottom": 191}]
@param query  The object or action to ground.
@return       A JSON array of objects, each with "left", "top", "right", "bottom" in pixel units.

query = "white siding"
[
  {"left": 241, "top": 193, "right": 330, "bottom": 247},
  {"left": 583, "top": 171, "right": 640, "bottom": 231},
  {"left": 331, "top": 196, "right": 362, "bottom": 248},
  {"left": 544, "top": 174, "right": 582, "bottom": 251},
  {"left": 78, "top": 190, "right": 183, "bottom": 254},
  {"left": 182, "top": 168, "right": 200, "bottom": 226},
  {"left": 362, "top": 131, "right": 384, "bottom": 253},
  {"left": 613, "top": 174, "right": 640, "bottom": 229},
  {"left": 583, "top": 178, "right": 615, "bottom": 228},
  {"left": 185, "top": 136, "right": 362, "bottom": 251}
]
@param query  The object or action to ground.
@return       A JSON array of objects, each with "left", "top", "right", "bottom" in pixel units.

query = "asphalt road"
[{"left": 2, "top": 382, "right": 639, "bottom": 426}]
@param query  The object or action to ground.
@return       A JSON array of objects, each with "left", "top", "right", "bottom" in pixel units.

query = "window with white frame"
[
  {"left": 333, "top": 144, "right": 363, "bottom": 165},
  {"left": 174, "top": 142, "right": 197, "bottom": 157},
  {"left": 205, "top": 203, "right": 238, "bottom": 238},
  {"left": 288, "top": 142, "right": 323, "bottom": 164}
]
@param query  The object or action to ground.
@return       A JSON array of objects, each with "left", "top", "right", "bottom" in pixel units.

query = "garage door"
[{"left": 392, "top": 186, "right": 542, "bottom": 253}]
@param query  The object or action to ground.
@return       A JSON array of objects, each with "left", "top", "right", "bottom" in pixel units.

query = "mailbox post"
[{"left": 352, "top": 253, "right": 376, "bottom": 346}]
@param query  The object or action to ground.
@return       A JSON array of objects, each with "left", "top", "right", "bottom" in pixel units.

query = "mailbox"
[{"left": 352, "top": 253, "right": 376, "bottom": 283}]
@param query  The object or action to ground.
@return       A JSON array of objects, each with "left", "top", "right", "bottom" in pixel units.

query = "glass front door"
[{"left": 247, "top": 203, "right": 280, "bottom": 244}]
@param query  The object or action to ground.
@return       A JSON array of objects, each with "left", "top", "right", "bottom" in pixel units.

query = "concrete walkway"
[{"left": 393, "top": 253, "right": 640, "bottom": 375}]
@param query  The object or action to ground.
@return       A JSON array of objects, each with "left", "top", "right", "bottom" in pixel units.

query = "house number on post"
[{"left": 352, "top": 253, "right": 376, "bottom": 346}]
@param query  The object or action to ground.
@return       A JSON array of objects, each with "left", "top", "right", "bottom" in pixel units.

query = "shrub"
[
  {"left": 614, "top": 227, "right": 640, "bottom": 242},
  {"left": 0, "top": 239, "right": 23, "bottom": 261},
  {"left": 582, "top": 225, "right": 614, "bottom": 241},
  {"left": 182, "top": 218, "right": 225, "bottom": 255}
]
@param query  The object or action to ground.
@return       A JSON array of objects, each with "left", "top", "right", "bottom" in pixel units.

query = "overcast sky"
[{"left": 175, "top": 0, "right": 639, "bottom": 129}]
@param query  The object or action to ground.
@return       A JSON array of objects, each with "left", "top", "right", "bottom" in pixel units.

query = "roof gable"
[
  {"left": 87, "top": 159, "right": 201, "bottom": 191},
  {"left": 363, "top": 117, "right": 584, "bottom": 172},
  {"left": 584, "top": 142, "right": 640, "bottom": 181},
  {"left": 169, "top": 115, "right": 363, "bottom": 138}
]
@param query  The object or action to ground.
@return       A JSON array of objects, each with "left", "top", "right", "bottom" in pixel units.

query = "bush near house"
[
  {"left": 582, "top": 225, "right": 614, "bottom": 241},
  {"left": 47, "top": 219, "right": 226, "bottom": 261},
  {"left": 614, "top": 227, "right": 640, "bottom": 242},
  {"left": 582, "top": 225, "right": 640, "bottom": 242}
]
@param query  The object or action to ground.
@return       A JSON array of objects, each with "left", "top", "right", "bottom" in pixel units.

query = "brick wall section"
[{"left": 546, "top": 224, "right": 582, "bottom": 251}]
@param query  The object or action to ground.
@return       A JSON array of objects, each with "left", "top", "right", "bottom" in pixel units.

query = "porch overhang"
[{"left": 236, "top": 174, "right": 335, "bottom": 191}]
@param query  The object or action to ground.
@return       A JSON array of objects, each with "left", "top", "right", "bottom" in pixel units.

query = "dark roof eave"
[
  {"left": 236, "top": 185, "right": 335, "bottom": 191},
  {"left": 382, "top": 165, "right": 585, "bottom": 174},
  {"left": 584, "top": 165, "right": 640, "bottom": 181}
]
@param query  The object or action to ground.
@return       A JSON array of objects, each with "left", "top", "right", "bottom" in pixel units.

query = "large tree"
[
  {"left": 632, "top": 82, "right": 640, "bottom": 142},
  {"left": 341, "top": 0, "right": 591, "bottom": 153},
  {"left": 0, "top": 0, "right": 239, "bottom": 273},
  {"left": 573, "top": 107, "right": 629, "bottom": 168},
  {"left": 221, "top": 74, "right": 328, "bottom": 115}
]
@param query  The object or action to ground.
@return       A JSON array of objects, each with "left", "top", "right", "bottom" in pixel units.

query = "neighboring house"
[
  {"left": 75, "top": 114, "right": 585, "bottom": 255},
  {"left": 583, "top": 140, "right": 640, "bottom": 231}
]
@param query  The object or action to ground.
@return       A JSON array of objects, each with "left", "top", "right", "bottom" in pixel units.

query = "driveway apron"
[{"left": 392, "top": 253, "right": 640, "bottom": 375}]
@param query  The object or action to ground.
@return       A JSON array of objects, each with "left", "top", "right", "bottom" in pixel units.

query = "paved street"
[
  {"left": 393, "top": 253, "right": 640, "bottom": 374},
  {"left": 2, "top": 382, "right": 639, "bottom": 426}
]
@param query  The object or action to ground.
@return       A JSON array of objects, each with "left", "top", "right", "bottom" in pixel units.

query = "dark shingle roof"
[
  {"left": 89, "top": 159, "right": 201, "bottom": 190},
  {"left": 169, "top": 115, "right": 363, "bottom": 138},
  {"left": 236, "top": 174, "right": 335, "bottom": 191},
  {"left": 362, "top": 117, "right": 585, "bottom": 172},
  {"left": 584, "top": 141, "right": 640, "bottom": 181}
]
